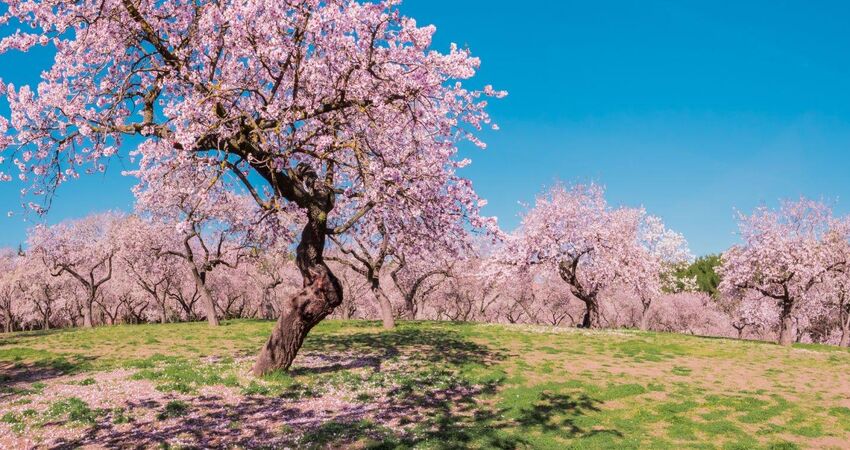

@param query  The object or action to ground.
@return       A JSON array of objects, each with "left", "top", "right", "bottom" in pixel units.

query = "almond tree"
[
  {"left": 499, "top": 183, "right": 687, "bottom": 329},
  {"left": 116, "top": 216, "right": 182, "bottom": 324},
  {"left": 248, "top": 246, "right": 301, "bottom": 321},
  {"left": 135, "top": 165, "right": 269, "bottom": 327},
  {"left": 820, "top": 235, "right": 850, "bottom": 347},
  {"left": 15, "top": 255, "right": 69, "bottom": 330},
  {"left": 390, "top": 251, "right": 453, "bottom": 320},
  {"left": 0, "top": 248, "right": 23, "bottom": 332},
  {"left": 0, "top": 0, "right": 500, "bottom": 374},
  {"left": 719, "top": 198, "right": 847, "bottom": 346},
  {"left": 27, "top": 212, "right": 124, "bottom": 328},
  {"left": 328, "top": 221, "right": 398, "bottom": 328}
]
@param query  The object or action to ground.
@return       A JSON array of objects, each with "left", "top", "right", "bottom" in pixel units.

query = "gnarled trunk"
[
  {"left": 579, "top": 297, "right": 601, "bottom": 329},
  {"left": 778, "top": 297, "right": 794, "bottom": 346},
  {"left": 253, "top": 213, "right": 342, "bottom": 376}
]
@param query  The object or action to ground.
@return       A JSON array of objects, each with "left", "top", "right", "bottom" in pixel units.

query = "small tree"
[
  {"left": 499, "top": 183, "right": 689, "bottom": 329},
  {"left": 28, "top": 212, "right": 124, "bottom": 328},
  {"left": 0, "top": 248, "right": 23, "bottom": 333},
  {"left": 117, "top": 216, "right": 182, "bottom": 324}
]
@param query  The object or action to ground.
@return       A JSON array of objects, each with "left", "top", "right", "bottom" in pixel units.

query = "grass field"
[{"left": 1, "top": 320, "right": 850, "bottom": 449}]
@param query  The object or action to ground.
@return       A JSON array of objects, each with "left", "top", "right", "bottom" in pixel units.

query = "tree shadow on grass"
[
  {"left": 0, "top": 328, "right": 75, "bottom": 346},
  {"left": 0, "top": 355, "right": 96, "bottom": 397},
  {"left": 44, "top": 326, "right": 524, "bottom": 449},
  {"left": 300, "top": 326, "right": 502, "bottom": 369},
  {"left": 515, "top": 391, "right": 622, "bottom": 440}
]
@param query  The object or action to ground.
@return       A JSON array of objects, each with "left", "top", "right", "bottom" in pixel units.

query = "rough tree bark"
[
  {"left": 252, "top": 212, "right": 343, "bottom": 375},
  {"left": 579, "top": 297, "right": 602, "bottom": 329},
  {"left": 252, "top": 164, "right": 344, "bottom": 376}
]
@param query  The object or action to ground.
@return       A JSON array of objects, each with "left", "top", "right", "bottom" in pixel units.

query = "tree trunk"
[
  {"left": 778, "top": 298, "right": 794, "bottom": 346},
  {"left": 404, "top": 295, "right": 417, "bottom": 320},
  {"left": 340, "top": 295, "right": 352, "bottom": 320},
  {"left": 734, "top": 324, "right": 745, "bottom": 340},
  {"left": 261, "top": 288, "right": 276, "bottom": 320},
  {"left": 192, "top": 268, "right": 220, "bottom": 327},
  {"left": 83, "top": 296, "right": 94, "bottom": 328},
  {"left": 252, "top": 213, "right": 343, "bottom": 376},
  {"left": 839, "top": 312, "right": 850, "bottom": 347},
  {"left": 373, "top": 284, "right": 395, "bottom": 329},
  {"left": 580, "top": 297, "right": 601, "bottom": 329},
  {"left": 638, "top": 299, "right": 651, "bottom": 331}
]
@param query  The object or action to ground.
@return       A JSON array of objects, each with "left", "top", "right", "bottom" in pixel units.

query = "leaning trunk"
[
  {"left": 580, "top": 297, "right": 601, "bottom": 329},
  {"left": 192, "top": 268, "right": 219, "bottom": 327},
  {"left": 778, "top": 297, "right": 794, "bottom": 347},
  {"left": 253, "top": 213, "right": 343, "bottom": 376}
]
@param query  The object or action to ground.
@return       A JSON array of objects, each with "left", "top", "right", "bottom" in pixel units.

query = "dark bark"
[
  {"left": 252, "top": 208, "right": 343, "bottom": 376},
  {"left": 579, "top": 297, "right": 602, "bottom": 329},
  {"left": 839, "top": 304, "right": 850, "bottom": 348},
  {"left": 391, "top": 264, "right": 449, "bottom": 321},
  {"left": 733, "top": 323, "right": 746, "bottom": 340}
]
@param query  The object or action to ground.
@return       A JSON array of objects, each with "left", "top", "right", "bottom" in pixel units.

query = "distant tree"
[
  {"left": 498, "top": 183, "right": 690, "bottom": 329},
  {"left": 0, "top": 248, "right": 22, "bottom": 333},
  {"left": 719, "top": 198, "right": 847, "bottom": 346},
  {"left": 28, "top": 213, "right": 124, "bottom": 328}
]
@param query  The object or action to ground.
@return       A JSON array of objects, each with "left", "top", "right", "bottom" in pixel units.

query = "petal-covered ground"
[{"left": 2, "top": 320, "right": 850, "bottom": 449}]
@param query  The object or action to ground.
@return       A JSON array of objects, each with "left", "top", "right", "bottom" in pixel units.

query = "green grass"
[
  {"left": 2, "top": 319, "right": 850, "bottom": 448},
  {"left": 157, "top": 400, "right": 190, "bottom": 420}
]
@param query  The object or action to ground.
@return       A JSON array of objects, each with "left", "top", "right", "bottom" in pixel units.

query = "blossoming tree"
[
  {"left": 0, "top": 248, "right": 23, "bottom": 332},
  {"left": 499, "top": 183, "right": 689, "bottom": 329},
  {"left": 718, "top": 199, "right": 847, "bottom": 346},
  {"left": 0, "top": 0, "right": 501, "bottom": 373},
  {"left": 27, "top": 212, "right": 124, "bottom": 328}
]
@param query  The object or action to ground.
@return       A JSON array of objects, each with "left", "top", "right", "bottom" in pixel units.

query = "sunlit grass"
[{"left": 2, "top": 320, "right": 850, "bottom": 448}]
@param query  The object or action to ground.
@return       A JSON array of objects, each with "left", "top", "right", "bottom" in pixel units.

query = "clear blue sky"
[{"left": 2, "top": 0, "right": 850, "bottom": 255}]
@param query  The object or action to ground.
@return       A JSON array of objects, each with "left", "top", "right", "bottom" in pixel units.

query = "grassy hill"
[{"left": 1, "top": 320, "right": 849, "bottom": 449}]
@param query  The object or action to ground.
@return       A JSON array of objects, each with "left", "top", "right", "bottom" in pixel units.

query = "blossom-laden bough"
[{"left": 0, "top": 0, "right": 504, "bottom": 375}]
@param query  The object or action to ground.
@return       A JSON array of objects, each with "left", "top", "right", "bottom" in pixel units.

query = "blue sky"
[{"left": 2, "top": 0, "right": 850, "bottom": 255}]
